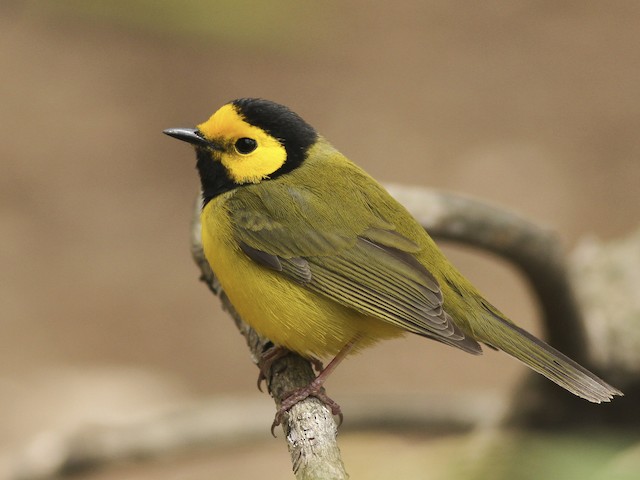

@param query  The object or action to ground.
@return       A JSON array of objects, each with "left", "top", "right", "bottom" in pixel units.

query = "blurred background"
[{"left": 2, "top": 1, "right": 639, "bottom": 479}]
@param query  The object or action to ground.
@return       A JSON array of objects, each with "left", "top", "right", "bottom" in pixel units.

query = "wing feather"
[{"left": 228, "top": 184, "right": 482, "bottom": 354}]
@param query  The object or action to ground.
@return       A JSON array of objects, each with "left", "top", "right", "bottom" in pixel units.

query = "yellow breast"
[{"left": 200, "top": 195, "right": 404, "bottom": 359}]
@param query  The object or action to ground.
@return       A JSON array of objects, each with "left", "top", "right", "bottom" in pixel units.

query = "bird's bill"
[{"left": 163, "top": 128, "right": 219, "bottom": 149}]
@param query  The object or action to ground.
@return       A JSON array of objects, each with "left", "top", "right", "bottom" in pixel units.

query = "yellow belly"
[{"left": 201, "top": 200, "right": 404, "bottom": 359}]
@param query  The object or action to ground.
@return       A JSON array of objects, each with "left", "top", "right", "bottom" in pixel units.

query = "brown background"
[{"left": 2, "top": 2, "right": 639, "bottom": 478}]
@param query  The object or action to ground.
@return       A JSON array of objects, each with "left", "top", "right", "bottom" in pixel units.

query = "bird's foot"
[
  {"left": 266, "top": 337, "right": 358, "bottom": 436},
  {"left": 256, "top": 344, "right": 288, "bottom": 392},
  {"left": 271, "top": 377, "right": 343, "bottom": 436},
  {"left": 257, "top": 345, "right": 324, "bottom": 392}
]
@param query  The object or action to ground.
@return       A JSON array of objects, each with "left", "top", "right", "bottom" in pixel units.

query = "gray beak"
[{"left": 163, "top": 128, "right": 217, "bottom": 149}]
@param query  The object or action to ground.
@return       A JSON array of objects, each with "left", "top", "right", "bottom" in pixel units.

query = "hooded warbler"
[{"left": 164, "top": 98, "right": 621, "bottom": 421}]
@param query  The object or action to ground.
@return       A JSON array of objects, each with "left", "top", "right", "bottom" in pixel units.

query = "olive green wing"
[{"left": 228, "top": 184, "right": 482, "bottom": 354}]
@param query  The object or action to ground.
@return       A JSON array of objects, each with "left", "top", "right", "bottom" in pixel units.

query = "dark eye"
[{"left": 234, "top": 137, "right": 258, "bottom": 154}]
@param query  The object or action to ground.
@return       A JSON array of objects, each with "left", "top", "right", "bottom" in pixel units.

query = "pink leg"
[
  {"left": 257, "top": 345, "right": 325, "bottom": 392},
  {"left": 257, "top": 345, "right": 289, "bottom": 392},
  {"left": 271, "top": 338, "right": 359, "bottom": 433}
]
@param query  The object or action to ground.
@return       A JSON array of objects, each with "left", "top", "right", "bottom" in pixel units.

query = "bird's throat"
[{"left": 196, "top": 148, "right": 239, "bottom": 206}]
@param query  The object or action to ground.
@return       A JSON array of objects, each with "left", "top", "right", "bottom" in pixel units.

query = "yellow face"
[{"left": 197, "top": 104, "right": 287, "bottom": 184}]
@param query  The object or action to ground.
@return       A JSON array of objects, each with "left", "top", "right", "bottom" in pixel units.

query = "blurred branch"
[
  {"left": 11, "top": 392, "right": 504, "bottom": 480},
  {"left": 506, "top": 227, "right": 640, "bottom": 429},
  {"left": 571, "top": 229, "right": 640, "bottom": 376},
  {"left": 11, "top": 398, "right": 273, "bottom": 480}
]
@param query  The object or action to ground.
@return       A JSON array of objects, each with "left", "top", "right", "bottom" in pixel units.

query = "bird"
[{"left": 164, "top": 98, "right": 622, "bottom": 425}]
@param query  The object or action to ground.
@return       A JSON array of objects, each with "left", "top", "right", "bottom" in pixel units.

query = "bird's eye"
[{"left": 234, "top": 137, "right": 258, "bottom": 154}]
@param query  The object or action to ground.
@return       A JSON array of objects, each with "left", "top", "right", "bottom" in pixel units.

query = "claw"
[
  {"left": 256, "top": 345, "right": 289, "bottom": 393},
  {"left": 257, "top": 371, "right": 267, "bottom": 392},
  {"left": 270, "top": 385, "right": 344, "bottom": 436},
  {"left": 271, "top": 413, "right": 284, "bottom": 437},
  {"left": 266, "top": 338, "right": 359, "bottom": 435}
]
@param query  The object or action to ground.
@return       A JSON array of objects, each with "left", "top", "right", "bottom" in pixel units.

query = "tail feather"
[{"left": 477, "top": 312, "right": 622, "bottom": 403}]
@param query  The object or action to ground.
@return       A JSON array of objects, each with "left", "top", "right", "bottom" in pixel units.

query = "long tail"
[{"left": 474, "top": 310, "right": 622, "bottom": 403}]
